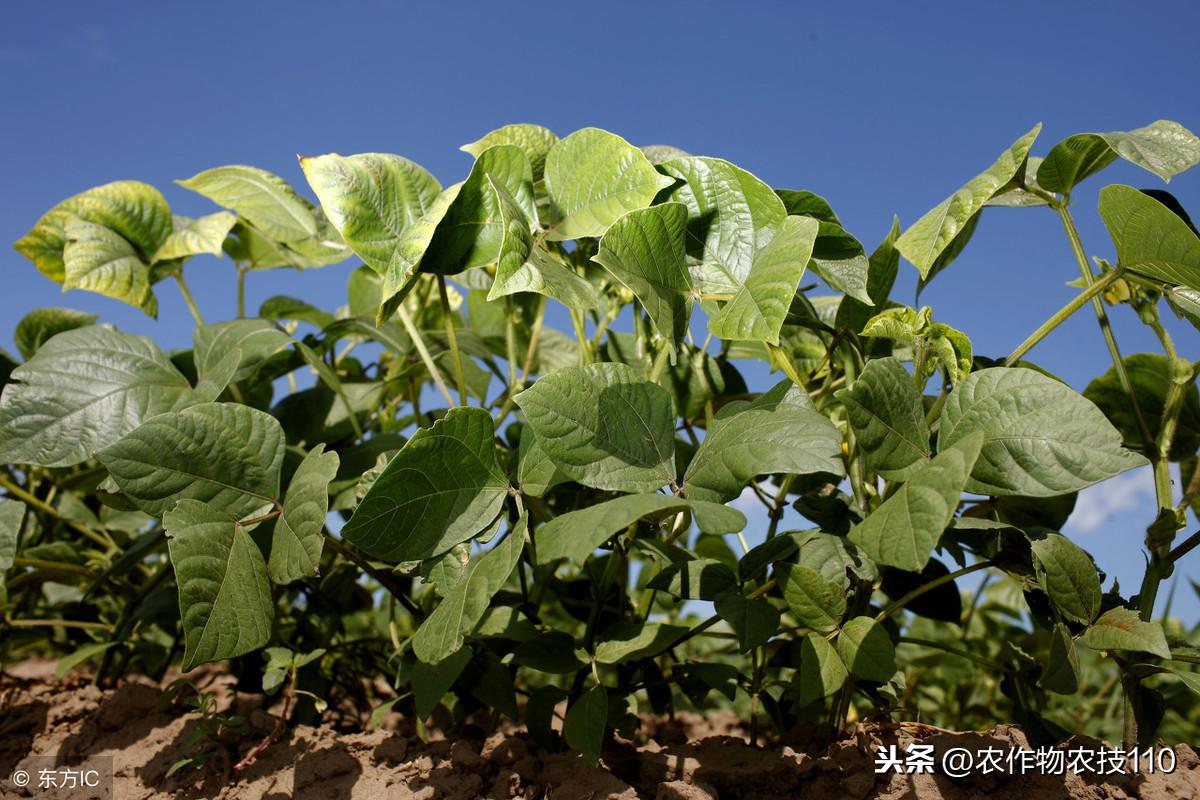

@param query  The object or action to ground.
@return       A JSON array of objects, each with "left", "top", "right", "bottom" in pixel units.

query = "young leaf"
[
  {"left": 683, "top": 380, "right": 843, "bottom": 503},
  {"left": 563, "top": 685, "right": 608, "bottom": 766},
  {"left": 342, "top": 407, "right": 507, "bottom": 563},
  {"left": 1098, "top": 185, "right": 1200, "bottom": 292},
  {"left": 835, "top": 218, "right": 902, "bottom": 333},
  {"left": 791, "top": 633, "right": 848, "bottom": 705},
  {"left": 1030, "top": 532, "right": 1101, "bottom": 624},
  {"left": 837, "top": 356, "right": 931, "bottom": 481},
  {"left": 836, "top": 616, "right": 896, "bottom": 682},
  {"left": 410, "top": 515, "right": 526, "bottom": 664},
  {"left": 782, "top": 564, "right": 847, "bottom": 634},
  {"left": 179, "top": 165, "right": 320, "bottom": 244},
  {"left": 0, "top": 327, "right": 192, "bottom": 467},
  {"left": 13, "top": 308, "right": 99, "bottom": 360},
  {"left": 62, "top": 219, "right": 157, "bottom": 315},
  {"left": 593, "top": 202, "right": 692, "bottom": 359},
  {"left": 411, "top": 647, "right": 473, "bottom": 719},
  {"left": 98, "top": 402, "right": 285, "bottom": 518},
  {"left": 714, "top": 590, "right": 780, "bottom": 653},
  {"left": 708, "top": 215, "right": 820, "bottom": 344},
  {"left": 461, "top": 123, "right": 558, "bottom": 183},
  {"left": 896, "top": 124, "right": 1041, "bottom": 278},
  {"left": 153, "top": 212, "right": 239, "bottom": 261},
  {"left": 544, "top": 128, "right": 672, "bottom": 240},
  {"left": 268, "top": 445, "right": 339, "bottom": 584},
  {"left": 514, "top": 363, "right": 677, "bottom": 493},
  {"left": 1037, "top": 119, "right": 1200, "bottom": 194},
  {"left": 535, "top": 494, "right": 745, "bottom": 564},
  {"left": 847, "top": 433, "right": 982, "bottom": 571},
  {"left": 164, "top": 499, "right": 274, "bottom": 671},
  {"left": 1081, "top": 607, "right": 1171, "bottom": 659},
  {"left": 938, "top": 367, "right": 1147, "bottom": 496}
]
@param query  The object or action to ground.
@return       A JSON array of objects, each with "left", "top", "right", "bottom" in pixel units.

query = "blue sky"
[{"left": 2, "top": 1, "right": 1198, "bottom": 619}]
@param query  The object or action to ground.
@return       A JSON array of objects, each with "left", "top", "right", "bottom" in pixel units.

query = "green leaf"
[
  {"left": 1166, "top": 285, "right": 1200, "bottom": 331},
  {"left": 1038, "top": 120, "right": 1200, "bottom": 194},
  {"left": 484, "top": 177, "right": 538, "bottom": 304},
  {"left": 535, "top": 493, "right": 745, "bottom": 565},
  {"left": 258, "top": 296, "right": 335, "bottom": 329},
  {"left": 462, "top": 123, "right": 558, "bottom": 183},
  {"left": 411, "top": 647, "right": 473, "bottom": 719},
  {"left": 165, "top": 499, "right": 274, "bottom": 670},
  {"left": 776, "top": 189, "right": 841, "bottom": 223},
  {"left": 268, "top": 445, "right": 339, "bottom": 584},
  {"left": 514, "top": 363, "right": 676, "bottom": 493},
  {"left": 641, "top": 144, "right": 691, "bottom": 165},
  {"left": 98, "top": 402, "right": 285, "bottom": 518},
  {"left": 342, "top": 407, "right": 507, "bottom": 563},
  {"left": 782, "top": 564, "right": 846, "bottom": 634},
  {"left": 516, "top": 424, "right": 570, "bottom": 497},
  {"left": 1030, "top": 533, "right": 1101, "bottom": 624},
  {"left": 714, "top": 590, "right": 780, "bottom": 652},
  {"left": 13, "top": 308, "right": 99, "bottom": 360},
  {"left": 300, "top": 152, "right": 442, "bottom": 274},
  {"left": 1042, "top": 623, "right": 1080, "bottom": 695},
  {"left": 154, "top": 212, "right": 238, "bottom": 261},
  {"left": 792, "top": 633, "right": 848, "bottom": 705},
  {"left": 0, "top": 499, "right": 24, "bottom": 610},
  {"left": 15, "top": 180, "right": 173, "bottom": 284},
  {"left": 410, "top": 516, "right": 526, "bottom": 664},
  {"left": 793, "top": 531, "right": 879, "bottom": 588},
  {"left": 1085, "top": 353, "right": 1200, "bottom": 459},
  {"left": 836, "top": 617, "right": 896, "bottom": 682},
  {"left": 513, "top": 632, "right": 585, "bottom": 674},
  {"left": 708, "top": 215, "right": 820, "bottom": 344},
  {"left": 563, "top": 685, "right": 608, "bottom": 765},
  {"left": 55, "top": 642, "right": 117, "bottom": 680},
  {"left": 1082, "top": 607, "right": 1171, "bottom": 659},
  {"left": 837, "top": 356, "right": 931, "bottom": 481},
  {"left": 1098, "top": 185, "right": 1200, "bottom": 291},
  {"left": 593, "top": 203, "right": 692, "bottom": 358},
  {"left": 683, "top": 380, "right": 843, "bottom": 503},
  {"left": 544, "top": 128, "right": 672, "bottom": 240},
  {"left": 221, "top": 218, "right": 349, "bottom": 271},
  {"left": 660, "top": 156, "right": 786, "bottom": 296},
  {"left": 595, "top": 620, "right": 689, "bottom": 664},
  {"left": 807, "top": 221, "right": 872, "bottom": 304},
  {"left": 0, "top": 327, "right": 192, "bottom": 467},
  {"left": 193, "top": 319, "right": 291, "bottom": 384},
  {"left": 646, "top": 558, "right": 737, "bottom": 600},
  {"left": 835, "top": 218, "right": 902, "bottom": 333},
  {"left": 896, "top": 124, "right": 1041, "bottom": 278},
  {"left": 492, "top": 244, "right": 600, "bottom": 312},
  {"left": 62, "top": 220, "right": 157, "bottom": 315},
  {"left": 848, "top": 433, "right": 982, "bottom": 571},
  {"left": 179, "top": 165, "right": 320, "bottom": 244},
  {"left": 938, "top": 367, "right": 1147, "bottom": 496}
]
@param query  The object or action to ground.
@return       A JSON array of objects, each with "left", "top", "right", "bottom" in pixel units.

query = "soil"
[{"left": 1, "top": 661, "right": 1198, "bottom": 799}]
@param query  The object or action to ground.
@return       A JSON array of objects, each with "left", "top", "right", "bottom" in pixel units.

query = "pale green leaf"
[
  {"left": 1030, "top": 532, "right": 1101, "bottom": 624},
  {"left": 1099, "top": 185, "right": 1200, "bottom": 291},
  {"left": 258, "top": 295, "right": 336, "bottom": 329},
  {"left": 1082, "top": 607, "right": 1170, "bottom": 659},
  {"left": 153, "top": 212, "right": 238, "bottom": 261},
  {"left": 641, "top": 144, "right": 691, "bottom": 165},
  {"left": 938, "top": 367, "right": 1147, "bottom": 496},
  {"left": 14, "top": 308, "right": 98, "bottom": 360},
  {"left": 193, "top": 319, "right": 291, "bottom": 384},
  {"left": 848, "top": 433, "right": 982, "bottom": 571},
  {"left": 896, "top": 125, "right": 1041, "bottom": 278},
  {"left": 268, "top": 445, "right": 339, "bottom": 584},
  {"left": 490, "top": 244, "right": 600, "bottom": 311},
  {"left": 837, "top": 356, "right": 931, "bottom": 480},
  {"left": 544, "top": 128, "right": 672, "bottom": 240},
  {"left": 564, "top": 685, "right": 607, "bottom": 765},
  {"left": 98, "top": 402, "right": 285, "bottom": 518},
  {"left": 341, "top": 407, "right": 508, "bottom": 562},
  {"left": 808, "top": 221, "right": 872, "bottom": 304},
  {"left": 165, "top": 499, "right": 274, "bottom": 670},
  {"left": 1038, "top": 120, "right": 1200, "bottom": 194},
  {"left": 62, "top": 220, "right": 157, "bottom": 315},
  {"left": 485, "top": 177, "right": 538, "bottom": 303},
  {"left": 0, "top": 327, "right": 192, "bottom": 467},
  {"left": 782, "top": 564, "right": 846, "bottom": 634},
  {"left": 55, "top": 642, "right": 116, "bottom": 680},
  {"left": 462, "top": 123, "right": 558, "bottom": 183},
  {"left": 514, "top": 363, "right": 676, "bottom": 493},
  {"left": 179, "top": 165, "right": 319, "bottom": 243}
]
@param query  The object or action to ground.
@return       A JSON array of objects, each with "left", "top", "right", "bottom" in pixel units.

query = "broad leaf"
[
  {"left": 1042, "top": 623, "right": 1080, "bottom": 695},
  {"left": 536, "top": 494, "right": 745, "bottom": 564},
  {"left": 484, "top": 177, "right": 538, "bottom": 303},
  {"left": 193, "top": 319, "right": 291, "bottom": 384},
  {"left": 462, "top": 123, "right": 558, "bottom": 183},
  {"left": 595, "top": 620, "right": 689, "bottom": 664},
  {"left": 410, "top": 516, "right": 526, "bottom": 663},
  {"left": 564, "top": 685, "right": 608, "bottom": 766},
  {"left": 593, "top": 203, "right": 692, "bottom": 358},
  {"left": 1038, "top": 120, "right": 1200, "bottom": 194},
  {"left": 514, "top": 363, "right": 676, "bottom": 493},
  {"left": 708, "top": 215, "right": 820, "bottom": 344},
  {"left": 1030, "top": 532, "right": 1101, "bottom": 625},
  {"left": 62, "top": 219, "right": 157, "bottom": 315},
  {"left": 1084, "top": 353, "right": 1200, "bottom": 459},
  {"left": 807, "top": 221, "right": 872, "bottom": 304},
  {"left": 98, "top": 402, "right": 285, "bottom": 518},
  {"left": 1082, "top": 607, "right": 1170, "bottom": 659},
  {"left": 646, "top": 558, "right": 737, "bottom": 600},
  {"left": 836, "top": 616, "right": 896, "bottom": 682},
  {"left": 835, "top": 218, "right": 901, "bottom": 333},
  {"left": 837, "top": 356, "right": 931, "bottom": 480},
  {"left": 154, "top": 212, "right": 238, "bottom": 261},
  {"left": 0, "top": 327, "right": 192, "bottom": 467},
  {"left": 848, "top": 433, "right": 982, "bottom": 571},
  {"left": 938, "top": 367, "right": 1147, "bottom": 496},
  {"left": 782, "top": 564, "right": 846, "bottom": 634},
  {"left": 179, "top": 165, "right": 320, "bottom": 244},
  {"left": 513, "top": 632, "right": 585, "bottom": 674},
  {"left": 516, "top": 424, "right": 570, "bottom": 497},
  {"left": 491, "top": 245, "right": 600, "bottom": 311},
  {"left": 268, "top": 445, "right": 339, "bottom": 584},
  {"left": 714, "top": 590, "right": 780, "bottom": 652},
  {"left": 776, "top": 189, "right": 841, "bottom": 224},
  {"left": 896, "top": 124, "right": 1040, "bottom": 278},
  {"left": 1098, "top": 185, "right": 1200, "bottom": 291},
  {"left": 792, "top": 633, "right": 848, "bottom": 704},
  {"left": 683, "top": 380, "right": 843, "bottom": 503},
  {"left": 13, "top": 308, "right": 98, "bottom": 360},
  {"left": 0, "top": 499, "right": 24, "bottom": 610},
  {"left": 164, "top": 499, "right": 274, "bottom": 670},
  {"left": 341, "top": 407, "right": 508, "bottom": 562},
  {"left": 411, "top": 647, "right": 473, "bottom": 718}
]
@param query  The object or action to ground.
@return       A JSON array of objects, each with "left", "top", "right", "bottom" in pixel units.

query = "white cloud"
[{"left": 1064, "top": 465, "right": 1155, "bottom": 534}]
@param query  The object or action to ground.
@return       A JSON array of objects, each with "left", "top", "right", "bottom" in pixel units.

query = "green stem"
[
  {"left": 0, "top": 475, "right": 113, "bottom": 551},
  {"left": 1005, "top": 267, "right": 1126, "bottom": 364},
  {"left": 5, "top": 618, "right": 111, "bottom": 632},
  {"left": 11, "top": 557, "right": 96, "bottom": 578},
  {"left": 394, "top": 304, "right": 454, "bottom": 407},
  {"left": 437, "top": 276, "right": 468, "bottom": 406},
  {"left": 875, "top": 560, "right": 995, "bottom": 622},
  {"left": 897, "top": 636, "right": 1006, "bottom": 672},
  {"left": 174, "top": 273, "right": 206, "bottom": 326},
  {"left": 321, "top": 530, "right": 423, "bottom": 620},
  {"left": 236, "top": 266, "right": 247, "bottom": 319}
]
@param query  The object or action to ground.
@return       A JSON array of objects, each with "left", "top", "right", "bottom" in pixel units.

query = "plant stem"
[
  {"left": 1004, "top": 267, "right": 1126, "bottom": 364},
  {"left": 12, "top": 557, "right": 96, "bottom": 578},
  {"left": 1168, "top": 529, "right": 1200, "bottom": 565},
  {"left": 321, "top": 530, "right": 423, "bottom": 620},
  {"left": 875, "top": 560, "right": 995, "bottom": 622},
  {"left": 0, "top": 475, "right": 114, "bottom": 551},
  {"left": 437, "top": 276, "right": 468, "bottom": 406},
  {"left": 174, "top": 273, "right": 206, "bottom": 326},
  {"left": 393, "top": 304, "right": 455, "bottom": 407},
  {"left": 5, "top": 618, "right": 112, "bottom": 632},
  {"left": 897, "top": 636, "right": 1005, "bottom": 672},
  {"left": 236, "top": 266, "right": 247, "bottom": 319}
]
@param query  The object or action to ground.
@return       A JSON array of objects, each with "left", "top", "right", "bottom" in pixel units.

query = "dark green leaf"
[
  {"left": 714, "top": 590, "right": 780, "bottom": 652},
  {"left": 268, "top": 445, "right": 339, "bottom": 584},
  {"left": 836, "top": 616, "right": 896, "bottom": 682},
  {"left": 13, "top": 308, "right": 99, "bottom": 360},
  {"left": 563, "top": 685, "right": 608, "bottom": 765}
]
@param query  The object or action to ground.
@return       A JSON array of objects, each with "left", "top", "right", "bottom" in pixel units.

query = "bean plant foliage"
[{"left": 3, "top": 120, "right": 1200, "bottom": 761}]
